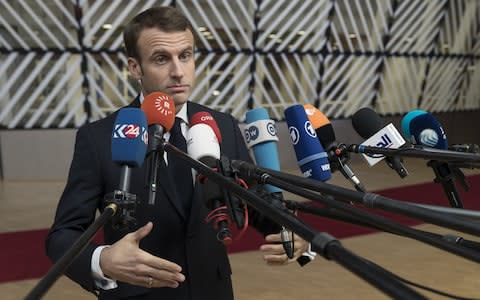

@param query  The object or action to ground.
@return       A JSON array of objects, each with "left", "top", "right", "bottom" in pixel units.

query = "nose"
[{"left": 170, "top": 58, "right": 184, "bottom": 79}]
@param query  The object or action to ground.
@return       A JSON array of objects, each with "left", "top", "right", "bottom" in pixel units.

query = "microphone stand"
[
  {"left": 427, "top": 160, "right": 467, "bottom": 208},
  {"left": 24, "top": 166, "right": 138, "bottom": 300},
  {"left": 345, "top": 144, "right": 480, "bottom": 163},
  {"left": 326, "top": 146, "right": 366, "bottom": 192},
  {"left": 230, "top": 160, "right": 480, "bottom": 263},
  {"left": 285, "top": 201, "right": 480, "bottom": 252},
  {"left": 163, "top": 142, "right": 428, "bottom": 300},
  {"left": 343, "top": 144, "right": 475, "bottom": 209},
  {"left": 233, "top": 161, "right": 480, "bottom": 237}
]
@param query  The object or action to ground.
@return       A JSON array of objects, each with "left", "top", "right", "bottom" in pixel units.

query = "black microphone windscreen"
[
  {"left": 351, "top": 107, "right": 385, "bottom": 139},
  {"left": 315, "top": 123, "right": 336, "bottom": 150}
]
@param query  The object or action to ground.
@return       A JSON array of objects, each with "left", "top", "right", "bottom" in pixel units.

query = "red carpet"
[{"left": 1, "top": 175, "right": 479, "bottom": 283}]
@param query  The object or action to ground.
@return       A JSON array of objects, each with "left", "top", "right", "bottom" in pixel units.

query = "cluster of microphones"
[{"left": 109, "top": 93, "right": 480, "bottom": 299}]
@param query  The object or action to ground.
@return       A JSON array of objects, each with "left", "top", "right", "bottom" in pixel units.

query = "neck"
[{"left": 175, "top": 103, "right": 186, "bottom": 114}]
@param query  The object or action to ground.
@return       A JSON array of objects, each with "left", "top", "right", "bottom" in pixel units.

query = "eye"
[
  {"left": 179, "top": 51, "right": 192, "bottom": 61},
  {"left": 153, "top": 55, "right": 167, "bottom": 64}
]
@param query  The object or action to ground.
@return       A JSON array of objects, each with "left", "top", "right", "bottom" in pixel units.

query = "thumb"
[{"left": 132, "top": 221, "right": 153, "bottom": 243}]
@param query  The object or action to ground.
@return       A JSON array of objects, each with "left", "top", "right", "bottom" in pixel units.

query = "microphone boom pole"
[
  {"left": 230, "top": 160, "right": 480, "bottom": 263},
  {"left": 163, "top": 141, "right": 428, "bottom": 300},
  {"left": 346, "top": 144, "right": 480, "bottom": 163}
]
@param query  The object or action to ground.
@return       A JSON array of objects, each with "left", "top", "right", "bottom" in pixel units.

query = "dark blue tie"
[{"left": 168, "top": 117, "right": 193, "bottom": 214}]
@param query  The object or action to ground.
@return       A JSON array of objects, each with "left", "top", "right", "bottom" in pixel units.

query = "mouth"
[{"left": 167, "top": 85, "right": 189, "bottom": 94}]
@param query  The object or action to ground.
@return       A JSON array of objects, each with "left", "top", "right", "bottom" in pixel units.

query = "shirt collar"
[{"left": 139, "top": 92, "right": 189, "bottom": 125}]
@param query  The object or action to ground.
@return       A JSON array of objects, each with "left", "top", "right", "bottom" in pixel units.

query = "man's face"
[{"left": 128, "top": 28, "right": 196, "bottom": 112}]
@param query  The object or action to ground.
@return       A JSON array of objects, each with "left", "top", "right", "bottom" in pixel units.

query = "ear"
[{"left": 127, "top": 57, "right": 142, "bottom": 81}]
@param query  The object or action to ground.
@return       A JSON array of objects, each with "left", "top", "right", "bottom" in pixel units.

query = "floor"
[{"left": 1, "top": 157, "right": 479, "bottom": 299}]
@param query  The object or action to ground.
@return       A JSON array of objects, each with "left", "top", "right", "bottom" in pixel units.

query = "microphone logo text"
[
  {"left": 200, "top": 115, "right": 214, "bottom": 122},
  {"left": 154, "top": 96, "right": 174, "bottom": 117},
  {"left": 289, "top": 127, "right": 300, "bottom": 145},
  {"left": 113, "top": 124, "right": 147, "bottom": 144},
  {"left": 304, "top": 121, "right": 316, "bottom": 138},
  {"left": 376, "top": 134, "right": 393, "bottom": 148},
  {"left": 244, "top": 125, "right": 259, "bottom": 143},
  {"left": 266, "top": 121, "right": 277, "bottom": 137},
  {"left": 303, "top": 169, "right": 312, "bottom": 177}
]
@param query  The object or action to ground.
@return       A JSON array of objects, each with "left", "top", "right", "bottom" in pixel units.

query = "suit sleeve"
[{"left": 45, "top": 123, "right": 105, "bottom": 293}]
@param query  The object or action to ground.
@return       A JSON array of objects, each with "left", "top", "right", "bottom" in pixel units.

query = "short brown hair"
[{"left": 123, "top": 6, "right": 196, "bottom": 59}]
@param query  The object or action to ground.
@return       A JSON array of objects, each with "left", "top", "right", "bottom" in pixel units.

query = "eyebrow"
[{"left": 150, "top": 46, "right": 194, "bottom": 58}]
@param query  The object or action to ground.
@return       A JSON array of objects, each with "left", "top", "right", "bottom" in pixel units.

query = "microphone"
[
  {"left": 401, "top": 110, "right": 448, "bottom": 149},
  {"left": 188, "top": 112, "right": 233, "bottom": 245},
  {"left": 110, "top": 107, "right": 148, "bottom": 228},
  {"left": 284, "top": 104, "right": 332, "bottom": 181},
  {"left": 351, "top": 107, "right": 409, "bottom": 178},
  {"left": 245, "top": 108, "right": 294, "bottom": 259},
  {"left": 401, "top": 110, "right": 465, "bottom": 208},
  {"left": 140, "top": 92, "right": 175, "bottom": 205},
  {"left": 303, "top": 104, "right": 365, "bottom": 192}
]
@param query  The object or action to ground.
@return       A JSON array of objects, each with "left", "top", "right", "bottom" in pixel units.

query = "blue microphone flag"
[
  {"left": 112, "top": 108, "right": 148, "bottom": 167},
  {"left": 284, "top": 105, "right": 331, "bottom": 182},
  {"left": 245, "top": 108, "right": 282, "bottom": 194}
]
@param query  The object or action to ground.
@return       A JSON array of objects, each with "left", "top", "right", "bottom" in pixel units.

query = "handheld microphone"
[
  {"left": 188, "top": 112, "right": 233, "bottom": 245},
  {"left": 190, "top": 111, "right": 222, "bottom": 143},
  {"left": 303, "top": 104, "right": 365, "bottom": 192},
  {"left": 401, "top": 110, "right": 464, "bottom": 208},
  {"left": 110, "top": 107, "right": 148, "bottom": 228},
  {"left": 401, "top": 110, "right": 448, "bottom": 149},
  {"left": 284, "top": 104, "right": 332, "bottom": 181},
  {"left": 352, "top": 107, "right": 408, "bottom": 178},
  {"left": 140, "top": 92, "right": 175, "bottom": 205},
  {"left": 245, "top": 108, "right": 293, "bottom": 259}
]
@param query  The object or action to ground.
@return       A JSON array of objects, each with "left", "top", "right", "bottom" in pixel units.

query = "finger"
[
  {"left": 132, "top": 222, "right": 154, "bottom": 243},
  {"left": 133, "top": 264, "right": 185, "bottom": 283},
  {"left": 259, "top": 243, "right": 285, "bottom": 254},
  {"left": 140, "top": 253, "right": 183, "bottom": 273},
  {"left": 265, "top": 233, "right": 281, "bottom": 243},
  {"left": 131, "top": 274, "right": 180, "bottom": 289},
  {"left": 152, "top": 278, "right": 181, "bottom": 289},
  {"left": 263, "top": 254, "right": 289, "bottom": 265}
]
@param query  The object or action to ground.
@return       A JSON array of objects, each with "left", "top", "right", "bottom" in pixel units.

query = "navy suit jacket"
[{"left": 46, "top": 99, "right": 275, "bottom": 299}]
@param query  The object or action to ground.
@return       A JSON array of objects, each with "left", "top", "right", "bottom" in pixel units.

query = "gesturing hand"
[
  {"left": 100, "top": 222, "right": 185, "bottom": 288},
  {"left": 260, "top": 232, "right": 309, "bottom": 266}
]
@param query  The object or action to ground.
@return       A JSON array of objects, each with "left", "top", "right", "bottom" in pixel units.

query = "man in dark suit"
[{"left": 46, "top": 6, "right": 309, "bottom": 300}]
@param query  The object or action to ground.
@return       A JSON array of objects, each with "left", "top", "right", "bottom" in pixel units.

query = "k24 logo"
[{"left": 113, "top": 124, "right": 148, "bottom": 144}]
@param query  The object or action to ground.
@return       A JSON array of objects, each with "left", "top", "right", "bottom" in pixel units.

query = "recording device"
[
  {"left": 401, "top": 110, "right": 466, "bottom": 208},
  {"left": 284, "top": 104, "right": 332, "bottom": 181},
  {"left": 352, "top": 107, "right": 408, "bottom": 178},
  {"left": 109, "top": 107, "right": 148, "bottom": 228},
  {"left": 245, "top": 108, "right": 293, "bottom": 259},
  {"left": 188, "top": 111, "right": 241, "bottom": 245},
  {"left": 140, "top": 92, "right": 175, "bottom": 205},
  {"left": 303, "top": 104, "right": 365, "bottom": 192}
]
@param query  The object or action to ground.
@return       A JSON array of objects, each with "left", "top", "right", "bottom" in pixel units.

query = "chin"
[{"left": 172, "top": 95, "right": 188, "bottom": 105}]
